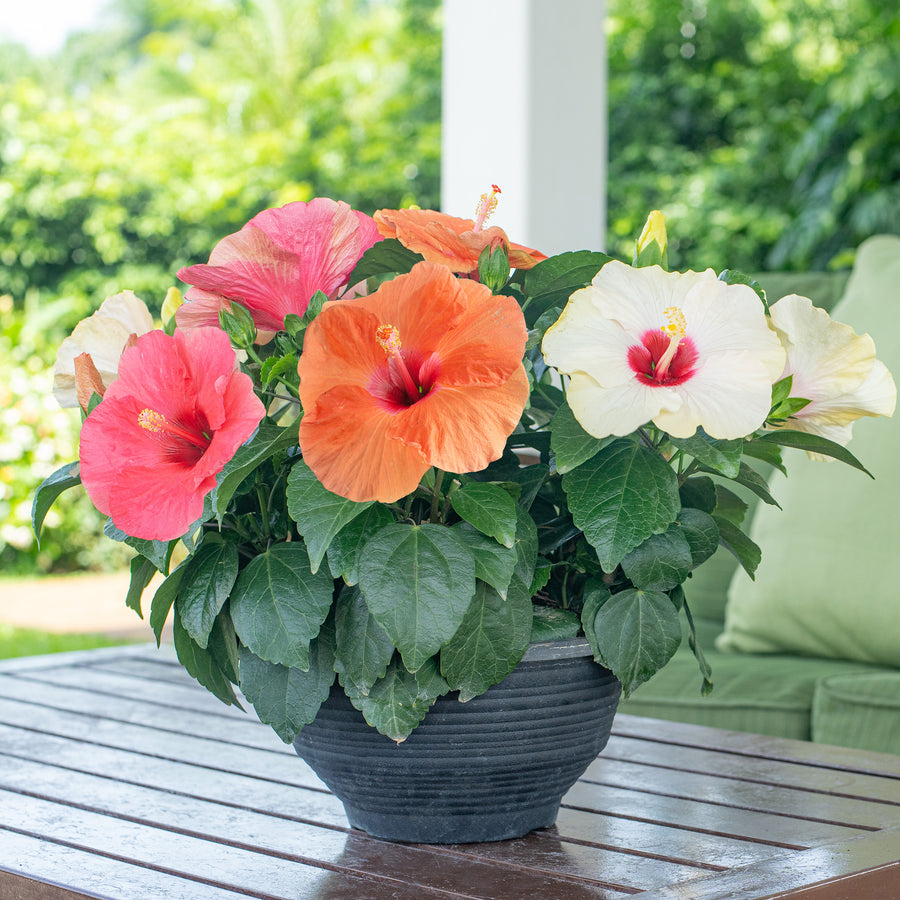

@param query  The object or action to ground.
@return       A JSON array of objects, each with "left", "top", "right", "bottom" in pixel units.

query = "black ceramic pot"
[{"left": 292, "top": 638, "right": 621, "bottom": 843}]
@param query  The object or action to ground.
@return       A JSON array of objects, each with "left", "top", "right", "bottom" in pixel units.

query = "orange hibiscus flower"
[
  {"left": 374, "top": 186, "right": 546, "bottom": 275},
  {"left": 297, "top": 261, "right": 529, "bottom": 502}
]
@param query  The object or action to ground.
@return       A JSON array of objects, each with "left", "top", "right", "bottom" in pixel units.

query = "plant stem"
[{"left": 430, "top": 469, "right": 444, "bottom": 524}]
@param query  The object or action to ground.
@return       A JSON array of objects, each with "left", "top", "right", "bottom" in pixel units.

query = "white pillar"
[{"left": 441, "top": 0, "right": 607, "bottom": 255}]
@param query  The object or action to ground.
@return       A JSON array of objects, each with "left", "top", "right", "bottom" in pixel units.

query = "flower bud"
[
  {"left": 477, "top": 243, "right": 511, "bottom": 294},
  {"left": 160, "top": 287, "right": 183, "bottom": 335},
  {"left": 633, "top": 210, "right": 668, "bottom": 269},
  {"left": 218, "top": 301, "right": 258, "bottom": 349}
]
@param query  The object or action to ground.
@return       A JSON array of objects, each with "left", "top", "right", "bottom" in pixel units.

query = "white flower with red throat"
[
  {"left": 542, "top": 260, "right": 786, "bottom": 440},
  {"left": 768, "top": 293, "right": 896, "bottom": 448}
]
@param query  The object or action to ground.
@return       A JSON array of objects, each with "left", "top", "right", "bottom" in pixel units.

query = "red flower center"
[
  {"left": 138, "top": 407, "right": 211, "bottom": 465},
  {"left": 370, "top": 325, "right": 439, "bottom": 412},
  {"left": 627, "top": 310, "right": 698, "bottom": 387}
]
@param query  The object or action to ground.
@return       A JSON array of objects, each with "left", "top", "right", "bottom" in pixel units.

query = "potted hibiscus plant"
[{"left": 35, "top": 192, "right": 895, "bottom": 843}]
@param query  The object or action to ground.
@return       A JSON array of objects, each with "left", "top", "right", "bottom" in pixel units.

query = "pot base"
[{"left": 293, "top": 639, "right": 621, "bottom": 844}]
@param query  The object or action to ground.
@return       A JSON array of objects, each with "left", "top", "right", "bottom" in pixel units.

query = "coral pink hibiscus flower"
[
  {"left": 176, "top": 199, "right": 381, "bottom": 341},
  {"left": 297, "top": 261, "right": 529, "bottom": 502},
  {"left": 542, "top": 261, "right": 786, "bottom": 440},
  {"left": 374, "top": 186, "right": 546, "bottom": 276},
  {"left": 79, "top": 328, "right": 265, "bottom": 540}
]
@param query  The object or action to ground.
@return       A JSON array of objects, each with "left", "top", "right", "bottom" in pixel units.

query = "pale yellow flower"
[
  {"left": 53, "top": 291, "right": 154, "bottom": 408},
  {"left": 769, "top": 294, "right": 896, "bottom": 449}
]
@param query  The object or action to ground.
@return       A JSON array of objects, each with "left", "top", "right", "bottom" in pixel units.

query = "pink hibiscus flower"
[
  {"left": 176, "top": 199, "right": 381, "bottom": 341},
  {"left": 79, "top": 328, "right": 265, "bottom": 540}
]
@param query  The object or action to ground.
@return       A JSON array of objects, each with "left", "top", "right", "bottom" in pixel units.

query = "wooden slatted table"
[{"left": 0, "top": 645, "right": 898, "bottom": 899}]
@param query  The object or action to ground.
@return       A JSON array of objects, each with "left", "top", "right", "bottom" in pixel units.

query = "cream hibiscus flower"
[
  {"left": 53, "top": 291, "right": 155, "bottom": 409},
  {"left": 541, "top": 261, "right": 786, "bottom": 440},
  {"left": 768, "top": 294, "right": 896, "bottom": 448}
]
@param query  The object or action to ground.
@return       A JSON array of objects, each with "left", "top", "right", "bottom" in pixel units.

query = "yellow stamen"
[
  {"left": 656, "top": 307, "right": 687, "bottom": 380},
  {"left": 375, "top": 325, "right": 420, "bottom": 403},
  {"left": 473, "top": 184, "right": 502, "bottom": 232},
  {"left": 138, "top": 408, "right": 167, "bottom": 433},
  {"left": 376, "top": 324, "right": 402, "bottom": 354}
]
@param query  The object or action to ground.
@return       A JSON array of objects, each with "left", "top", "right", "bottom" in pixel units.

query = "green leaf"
[
  {"left": 173, "top": 605, "right": 241, "bottom": 707},
  {"left": 758, "top": 429, "right": 873, "bottom": 476},
  {"left": 333, "top": 584, "right": 395, "bottom": 695},
  {"left": 676, "top": 508, "right": 720, "bottom": 569},
  {"left": 177, "top": 536, "right": 239, "bottom": 649},
  {"left": 580, "top": 581, "right": 611, "bottom": 663},
  {"left": 713, "top": 485, "right": 749, "bottom": 526},
  {"left": 449, "top": 481, "right": 517, "bottom": 548},
  {"left": 506, "top": 463, "right": 550, "bottom": 511},
  {"left": 522, "top": 250, "right": 612, "bottom": 324},
  {"left": 239, "top": 627, "right": 336, "bottom": 743},
  {"left": 104, "top": 521, "right": 176, "bottom": 574},
  {"left": 718, "top": 269, "right": 767, "bottom": 308},
  {"left": 343, "top": 655, "right": 445, "bottom": 742},
  {"left": 531, "top": 605, "right": 582, "bottom": 641},
  {"left": 326, "top": 504, "right": 394, "bottom": 584},
  {"left": 563, "top": 438, "right": 681, "bottom": 571},
  {"left": 670, "top": 430, "right": 743, "bottom": 478},
  {"left": 286, "top": 459, "right": 373, "bottom": 573},
  {"left": 440, "top": 577, "right": 533, "bottom": 701},
  {"left": 358, "top": 523, "right": 476, "bottom": 673},
  {"left": 32, "top": 461, "right": 80, "bottom": 544},
  {"left": 208, "top": 611, "right": 241, "bottom": 685},
  {"left": 741, "top": 438, "right": 786, "bottom": 475},
  {"left": 215, "top": 418, "right": 300, "bottom": 522},
  {"left": 125, "top": 554, "right": 156, "bottom": 618},
  {"left": 451, "top": 523, "right": 517, "bottom": 599},
  {"left": 679, "top": 475, "right": 717, "bottom": 514},
  {"left": 771, "top": 375, "right": 794, "bottom": 408},
  {"left": 150, "top": 564, "right": 185, "bottom": 646},
  {"left": 582, "top": 587, "right": 683, "bottom": 697},
  {"left": 714, "top": 516, "right": 761, "bottom": 579},
  {"left": 550, "top": 400, "right": 614, "bottom": 474},
  {"left": 260, "top": 352, "right": 299, "bottom": 390},
  {"left": 620, "top": 524, "right": 694, "bottom": 591},
  {"left": 512, "top": 506, "right": 539, "bottom": 587},
  {"left": 344, "top": 237, "right": 423, "bottom": 287},
  {"left": 230, "top": 543, "right": 335, "bottom": 671},
  {"left": 725, "top": 461, "right": 781, "bottom": 508}
]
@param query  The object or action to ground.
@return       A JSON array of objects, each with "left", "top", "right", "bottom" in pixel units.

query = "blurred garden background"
[{"left": 1, "top": 0, "right": 898, "bottom": 599}]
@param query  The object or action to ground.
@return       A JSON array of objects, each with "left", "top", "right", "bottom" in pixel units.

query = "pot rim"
[{"left": 521, "top": 636, "right": 593, "bottom": 662}]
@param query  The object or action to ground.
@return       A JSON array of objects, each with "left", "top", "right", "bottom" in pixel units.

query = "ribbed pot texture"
[{"left": 292, "top": 638, "right": 622, "bottom": 843}]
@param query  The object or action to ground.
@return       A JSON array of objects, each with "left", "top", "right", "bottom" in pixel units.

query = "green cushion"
[
  {"left": 717, "top": 235, "right": 900, "bottom": 667},
  {"left": 812, "top": 673, "right": 900, "bottom": 754},
  {"left": 619, "top": 644, "right": 894, "bottom": 742}
]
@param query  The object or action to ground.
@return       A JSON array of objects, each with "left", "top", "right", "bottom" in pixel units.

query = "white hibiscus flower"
[
  {"left": 53, "top": 291, "right": 154, "bottom": 408},
  {"left": 541, "top": 261, "right": 786, "bottom": 440}
]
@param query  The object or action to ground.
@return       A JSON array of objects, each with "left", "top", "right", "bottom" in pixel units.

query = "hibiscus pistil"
[
  {"left": 655, "top": 307, "right": 688, "bottom": 381},
  {"left": 375, "top": 325, "right": 424, "bottom": 404},
  {"left": 473, "top": 185, "right": 501, "bottom": 232}
]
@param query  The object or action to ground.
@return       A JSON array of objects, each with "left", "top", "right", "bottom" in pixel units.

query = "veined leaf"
[
  {"left": 670, "top": 430, "right": 742, "bottom": 478},
  {"left": 563, "top": 438, "right": 681, "bottom": 571},
  {"left": 358, "top": 523, "right": 476, "bottom": 673},
  {"left": 758, "top": 429, "right": 873, "bottom": 476},
  {"left": 176, "top": 536, "right": 239, "bottom": 649},
  {"left": 550, "top": 401, "right": 614, "bottom": 474},
  {"left": 714, "top": 516, "right": 761, "bottom": 579},
  {"left": 239, "top": 627, "right": 336, "bottom": 743},
  {"left": 230, "top": 543, "right": 334, "bottom": 671},
  {"left": 440, "top": 577, "right": 532, "bottom": 701},
  {"left": 286, "top": 459, "right": 373, "bottom": 573},
  {"left": 450, "top": 481, "right": 517, "bottom": 548},
  {"left": 333, "top": 584, "right": 395, "bottom": 696},
  {"left": 621, "top": 525, "right": 693, "bottom": 592},
  {"left": 582, "top": 587, "right": 682, "bottom": 697},
  {"left": 32, "top": 461, "right": 80, "bottom": 544},
  {"left": 173, "top": 605, "right": 241, "bottom": 708}
]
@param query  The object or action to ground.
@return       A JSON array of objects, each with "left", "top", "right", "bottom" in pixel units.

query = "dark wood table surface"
[{"left": 0, "top": 644, "right": 898, "bottom": 900}]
